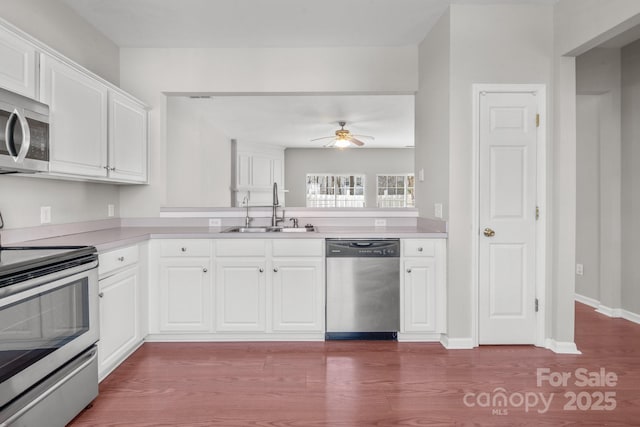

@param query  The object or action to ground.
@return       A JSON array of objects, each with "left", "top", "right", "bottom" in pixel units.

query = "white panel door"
[
  {"left": 159, "top": 258, "right": 212, "bottom": 332},
  {"left": 479, "top": 91, "right": 538, "bottom": 344},
  {"left": 108, "top": 91, "right": 147, "bottom": 182},
  {"left": 41, "top": 55, "right": 108, "bottom": 177},
  {"left": 0, "top": 26, "right": 37, "bottom": 98},
  {"left": 98, "top": 267, "right": 138, "bottom": 377},
  {"left": 271, "top": 258, "right": 323, "bottom": 332},
  {"left": 215, "top": 260, "right": 266, "bottom": 332},
  {"left": 236, "top": 153, "right": 252, "bottom": 187},
  {"left": 251, "top": 155, "right": 272, "bottom": 188},
  {"left": 402, "top": 258, "right": 436, "bottom": 333}
]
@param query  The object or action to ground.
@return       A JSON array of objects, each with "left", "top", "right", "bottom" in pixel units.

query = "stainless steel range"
[{"left": 0, "top": 244, "right": 99, "bottom": 426}]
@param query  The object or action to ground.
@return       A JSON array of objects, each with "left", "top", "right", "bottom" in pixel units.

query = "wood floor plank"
[{"left": 69, "top": 303, "right": 640, "bottom": 426}]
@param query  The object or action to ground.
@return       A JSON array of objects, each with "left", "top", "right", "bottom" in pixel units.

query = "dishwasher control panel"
[{"left": 325, "top": 239, "right": 400, "bottom": 257}]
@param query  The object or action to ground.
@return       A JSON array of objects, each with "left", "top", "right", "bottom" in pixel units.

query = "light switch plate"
[
  {"left": 107, "top": 204, "right": 115, "bottom": 217},
  {"left": 40, "top": 206, "right": 51, "bottom": 224},
  {"left": 434, "top": 203, "right": 443, "bottom": 219},
  {"left": 209, "top": 218, "right": 222, "bottom": 227},
  {"left": 418, "top": 168, "right": 425, "bottom": 182},
  {"left": 374, "top": 219, "right": 386, "bottom": 227},
  {"left": 576, "top": 264, "right": 584, "bottom": 276}
]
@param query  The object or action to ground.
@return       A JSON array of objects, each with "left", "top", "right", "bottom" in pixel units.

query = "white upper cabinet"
[
  {"left": 41, "top": 54, "right": 109, "bottom": 177},
  {"left": 108, "top": 91, "right": 148, "bottom": 182},
  {"left": 0, "top": 25, "right": 38, "bottom": 98},
  {"left": 231, "top": 141, "right": 285, "bottom": 206}
]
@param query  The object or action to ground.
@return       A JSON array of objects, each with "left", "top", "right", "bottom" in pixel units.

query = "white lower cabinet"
[
  {"left": 98, "top": 267, "right": 138, "bottom": 379},
  {"left": 158, "top": 257, "right": 212, "bottom": 332},
  {"left": 97, "top": 244, "right": 144, "bottom": 380},
  {"left": 215, "top": 260, "right": 266, "bottom": 332},
  {"left": 271, "top": 258, "right": 324, "bottom": 332},
  {"left": 399, "top": 239, "right": 447, "bottom": 341}
]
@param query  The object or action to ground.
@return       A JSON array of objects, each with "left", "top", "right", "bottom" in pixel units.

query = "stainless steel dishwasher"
[{"left": 325, "top": 239, "right": 400, "bottom": 340}]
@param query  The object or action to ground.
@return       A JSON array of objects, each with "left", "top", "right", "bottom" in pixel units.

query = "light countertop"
[{"left": 16, "top": 225, "right": 447, "bottom": 252}]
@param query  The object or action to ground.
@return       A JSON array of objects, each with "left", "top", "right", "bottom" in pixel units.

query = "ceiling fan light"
[{"left": 335, "top": 139, "right": 351, "bottom": 148}]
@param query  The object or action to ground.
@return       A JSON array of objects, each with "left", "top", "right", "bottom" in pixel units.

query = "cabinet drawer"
[
  {"left": 402, "top": 239, "right": 436, "bottom": 257},
  {"left": 272, "top": 239, "right": 323, "bottom": 257},
  {"left": 99, "top": 245, "right": 139, "bottom": 276},
  {"left": 160, "top": 240, "right": 211, "bottom": 257},
  {"left": 216, "top": 239, "right": 266, "bottom": 257}
]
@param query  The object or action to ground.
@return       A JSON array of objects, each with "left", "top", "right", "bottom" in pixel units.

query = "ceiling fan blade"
[
  {"left": 310, "top": 136, "right": 336, "bottom": 142},
  {"left": 349, "top": 137, "right": 365, "bottom": 147},
  {"left": 352, "top": 134, "right": 375, "bottom": 141},
  {"left": 323, "top": 140, "right": 337, "bottom": 148}
]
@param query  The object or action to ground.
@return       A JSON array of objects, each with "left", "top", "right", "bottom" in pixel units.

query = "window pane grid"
[
  {"left": 306, "top": 174, "right": 366, "bottom": 207},
  {"left": 376, "top": 174, "right": 415, "bottom": 208}
]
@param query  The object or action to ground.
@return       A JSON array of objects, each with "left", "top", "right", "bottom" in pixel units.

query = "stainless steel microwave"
[{"left": 0, "top": 87, "right": 49, "bottom": 173}]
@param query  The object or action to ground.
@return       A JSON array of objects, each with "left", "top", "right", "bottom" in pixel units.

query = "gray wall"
[
  {"left": 284, "top": 148, "right": 414, "bottom": 208},
  {"left": 0, "top": 1, "right": 121, "bottom": 230},
  {"left": 415, "top": 9, "right": 450, "bottom": 220},
  {"left": 621, "top": 39, "right": 640, "bottom": 315},
  {"left": 166, "top": 97, "right": 231, "bottom": 207},
  {"left": 575, "top": 47, "right": 622, "bottom": 309}
]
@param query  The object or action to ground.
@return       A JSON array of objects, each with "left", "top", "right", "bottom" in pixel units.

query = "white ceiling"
[
  {"left": 62, "top": 0, "right": 557, "bottom": 48},
  {"left": 169, "top": 94, "right": 415, "bottom": 148}
]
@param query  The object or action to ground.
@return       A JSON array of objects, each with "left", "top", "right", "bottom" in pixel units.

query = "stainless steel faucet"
[
  {"left": 243, "top": 195, "right": 253, "bottom": 227},
  {"left": 271, "top": 183, "right": 284, "bottom": 226}
]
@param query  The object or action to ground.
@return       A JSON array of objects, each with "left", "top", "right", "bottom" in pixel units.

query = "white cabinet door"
[
  {"left": 402, "top": 258, "right": 437, "bottom": 333},
  {"left": 0, "top": 26, "right": 37, "bottom": 98},
  {"left": 108, "top": 91, "right": 147, "bottom": 182},
  {"left": 41, "top": 55, "right": 108, "bottom": 177},
  {"left": 236, "top": 153, "right": 252, "bottom": 188},
  {"left": 251, "top": 155, "right": 272, "bottom": 189},
  {"left": 159, "top": 258, "right": 212, "bottom": 332},
  {"left": 98, "top": 267, "right": 138, "bottom": 379},
  {"left": 271, "top": 157, "right": 283, "bottom": 188},
  {"left": 271, "top": 258, "right": 323, "bottom": 332},
  {"left": 215, "top": 260, "right": 266, "bottom": 332}
]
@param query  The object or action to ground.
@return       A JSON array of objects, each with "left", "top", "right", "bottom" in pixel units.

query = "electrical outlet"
[
  {"left": 576, "top": 264, "right": 584, "bottom": 276},
  {"left": 434, "top": 203, "right": 443, "bottom": 219},
  {"left": 107, "top": 204, "right": 115, "bottom": 217},
  {"left": 209, "top": 218, "right": 221, "bottom": 227},
  {"left": 374, "top": 218, "right": 386, "bottom": 227},
  {"left": 40, "top": 206, "right": 51, "bottom": 224}
]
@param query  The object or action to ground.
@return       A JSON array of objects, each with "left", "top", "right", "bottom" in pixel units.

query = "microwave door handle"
[{"left": 6, "top": 108, "right": 31, "bottom": 162}]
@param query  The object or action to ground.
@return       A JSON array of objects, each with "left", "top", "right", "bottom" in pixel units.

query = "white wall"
[
  {"left": 165, "top": 97, "right": 231, "bottom": 207},
  {"left": 621, "top": 39, "right": 640, "bottom": 315},
  {"left": 285, "top": 148, "right": 414, "bottom": 208},
  {"left": 415, "top": 9, "right": 450, "bottom": 221},
  {"left": 575, "top": 48, "right": 622, "bottom": 309},
  {"left": 118, "top": 47, "right": 418, "bottom": 217},
  {"left": 0, "top": 0, "right": 121, "bottom": 230},
  {"left": 446, "top": 4, "right": 554, "bottom": 340}
]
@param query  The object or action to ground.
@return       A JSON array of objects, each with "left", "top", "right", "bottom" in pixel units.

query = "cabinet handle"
[
  {"left": 406, "top": 268, "right": 412, "bottom": 273},
  {"left": 202, "top": 268, "right": 208, "bottom": 273},
  {"left": 103, "top": 166, "right": 109, "bottom": 170},
  {"left": 273, "top": 267, "right": 279, "bottom": 272},
  {"left": 259, "top": 268, "right": 264, "bottom": 273},
  {"left": 181, "top": 247, "right": 187, "bottom": 252},
  {"left": 417, "top": 247, "right": 423, "bottom": 252},
  {"left": 117, "top": 256, "right": 125, "bottom": 262},
  {"left": 98, "top": 292, "right": 104, "bottom": 298},
  {"left": 110, "top": 167, "right": 116, "bottom": 171}
]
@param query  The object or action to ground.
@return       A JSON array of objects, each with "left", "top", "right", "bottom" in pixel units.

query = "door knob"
[
  {"left": 202, "top": 268, "right": 208, "bottom": 273},
  {"left": 483, "top": 228, "right": 496, "bottom": 237}
]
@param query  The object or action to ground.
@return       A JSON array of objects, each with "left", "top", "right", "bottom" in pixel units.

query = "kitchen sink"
[{"left": 223, "top": 226, "right": 316, "bottom": 233}]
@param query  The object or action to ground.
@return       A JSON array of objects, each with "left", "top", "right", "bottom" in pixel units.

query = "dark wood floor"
[{"left": 70, "top": 303, "right": 640, "bottom": 426}]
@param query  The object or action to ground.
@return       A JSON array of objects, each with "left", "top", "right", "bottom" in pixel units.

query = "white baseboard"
[
  {"left": 440, "top": 335, "right": 474, "bottom": 349},
  {"left": 622, "top": 309, "right": 640, "bottom": 325},
  {"left": 544, "top": 338, "right": 581, "bottom": 354},
  {"left": 596, "top": 304, "right": 623, "bottom": 318},
  {"left": 397, "top": 332, "right": 442, "bottom": 342},
  {"left": 575, "top": 293, "right": 599, "bottom": 308}
]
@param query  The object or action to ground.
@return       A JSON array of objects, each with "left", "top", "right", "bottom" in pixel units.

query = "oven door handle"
[
  {"left": 0, "top": 260, "right": 98, "bottom": 304},
  {"left": 5, "top": 108, "right": 31, "bottom": 163},
  {"left": 0, "top": 347, "right": 97, "bottom": 427}
]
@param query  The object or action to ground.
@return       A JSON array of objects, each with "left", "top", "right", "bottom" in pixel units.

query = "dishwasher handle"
[{"left": 326, "top": 239, "right": 400, "bottom": 257}]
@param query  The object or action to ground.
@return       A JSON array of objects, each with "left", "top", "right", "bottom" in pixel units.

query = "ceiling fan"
[{"left": 311, "top": 121, "right": 374, "bottom": 148}]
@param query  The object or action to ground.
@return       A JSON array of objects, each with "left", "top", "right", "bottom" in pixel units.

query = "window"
[
  {"left": 377, "top": 174, "right": 415, "bottom": 208},
  {"left": 306, "top": 174, "right": 365, "bottom": 207}
]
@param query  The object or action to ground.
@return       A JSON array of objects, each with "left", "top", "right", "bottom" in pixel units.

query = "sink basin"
[
  {"left": 222, "top": 226, "right": 317, "bottom": 233},
  {"left": 223, "top": 226, "right": 278, "bottom": 233}
]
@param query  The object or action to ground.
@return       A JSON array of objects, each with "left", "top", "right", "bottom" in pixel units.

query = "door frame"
[{"left": 471, "top": 84, "right": 547, "bottom": 347}]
